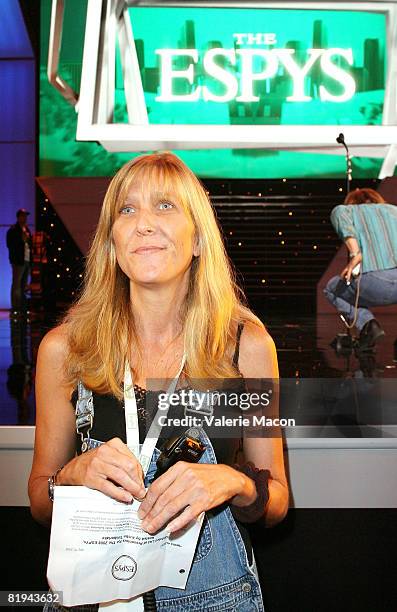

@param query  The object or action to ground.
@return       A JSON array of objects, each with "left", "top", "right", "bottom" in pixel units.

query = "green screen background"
[{"left": 40, "top": 0, "right": 391, "bottom": 179}]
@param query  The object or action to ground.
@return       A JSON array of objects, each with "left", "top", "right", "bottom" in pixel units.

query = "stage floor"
[{"left": 1, "top": 309, "right": 396, "bottom": 429}]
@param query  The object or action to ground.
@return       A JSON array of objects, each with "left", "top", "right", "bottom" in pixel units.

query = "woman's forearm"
[
  {"left": 230, "top": 470, "right": 258, "bottom": 507},
  {"left": 28, "top": 475, "right": 53, "bottom": 528},
  {"left": 345, "top": 237, "right": 361, "bottom": 258},
  {"left": 265, "top": 478, "right": 289, "bottom": 527}
]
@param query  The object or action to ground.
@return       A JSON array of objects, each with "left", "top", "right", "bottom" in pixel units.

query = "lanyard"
[{"left": 123, "top": 354, "right": 186, "bottom": 475}]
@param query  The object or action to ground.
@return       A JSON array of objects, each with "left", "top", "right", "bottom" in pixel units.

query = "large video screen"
[
  {"left": 40, "top": 0, "right": 391, "bottom": 179},
  {"left": 127, "top": 7, "right": 385, "bottom": 126}
]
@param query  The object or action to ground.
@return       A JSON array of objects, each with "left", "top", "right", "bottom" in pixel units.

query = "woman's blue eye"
[
  {"left": 159, "top": 201, "right": 174, "bottom": 210},
  {"left": 120, "top": 206, "right": 135, "bottom": 214}
]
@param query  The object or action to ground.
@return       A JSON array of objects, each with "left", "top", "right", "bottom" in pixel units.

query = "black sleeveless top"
[
  {"left": 71, "top": 323, "right": 253, "bottom": 560},
  {"left": 72, "top": 323, "right": 246, "bottom": 465}
]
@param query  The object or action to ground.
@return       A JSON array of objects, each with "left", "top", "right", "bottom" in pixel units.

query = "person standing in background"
[
  {"left": 6, "top": 208, "right": 32, "bottom": 316},
  {"left": 324, "top": 188, "right": 397, "bottom": 349}
]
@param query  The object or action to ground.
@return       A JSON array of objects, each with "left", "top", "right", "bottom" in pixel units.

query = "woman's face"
[{"left": 112, "top": 182, "right": 199, "bottom": 287}]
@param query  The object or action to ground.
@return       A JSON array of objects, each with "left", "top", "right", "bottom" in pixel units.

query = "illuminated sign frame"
[{"left": 48, "top": 0, "right": 397, "bottom": 177}]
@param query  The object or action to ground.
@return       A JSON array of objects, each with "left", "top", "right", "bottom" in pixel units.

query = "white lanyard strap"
[{"left": 124, "top": 354, "right": 186, "bottom": 475}]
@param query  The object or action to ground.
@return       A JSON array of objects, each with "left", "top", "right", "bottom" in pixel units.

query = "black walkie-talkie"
[{"left": 153, "top": 428, "right": 206, "bottom": 480}]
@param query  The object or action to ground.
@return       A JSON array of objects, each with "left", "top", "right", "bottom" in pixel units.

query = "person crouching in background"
[{"left": 324, "top": 188, "right": 397, "bottom": 349}]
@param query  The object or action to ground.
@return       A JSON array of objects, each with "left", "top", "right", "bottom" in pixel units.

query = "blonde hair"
[{"left": 63, "top": 152, "right": 263, "bottom": 398}]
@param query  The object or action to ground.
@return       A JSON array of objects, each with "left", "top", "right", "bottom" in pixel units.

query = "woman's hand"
[
  {"left": 58, "top": 437, "right": 146, "bottom": 503},
  {"left": 341, "top": 263, "right": 354, "bottom": 283},
  {"left": 137, "top": 462, "right": 256, "bottom": 534},
  {"left": 341, "top": 253, "right": 362, "bottom": 283},
  {"left": 341, "top": 247, "right": 362, "bottom": 283}
]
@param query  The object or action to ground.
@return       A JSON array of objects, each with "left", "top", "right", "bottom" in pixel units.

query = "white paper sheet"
[{"left": 47, "top": 486, "right": 203, "bottom": 607}]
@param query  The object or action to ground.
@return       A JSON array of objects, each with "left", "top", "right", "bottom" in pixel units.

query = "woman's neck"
[
  {"left": 130, "top": 281, "right": 187, "bottom": 346},
  {"left": 129, "top": 282, "right": 187, "bottom": 386}
]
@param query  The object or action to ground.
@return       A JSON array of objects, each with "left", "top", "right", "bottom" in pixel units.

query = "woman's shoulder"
[
  {"left": 237, "top": 320, "right": 278, "bottom": 378},
  {"left": 38, "top": 323, "right": 69, "bottom": 365},
  {"left": 239, "top": 320, "right": 276, "bottom": 356},
  {"left": 36, "top": 324, "right": 75, "bottom": 398}
]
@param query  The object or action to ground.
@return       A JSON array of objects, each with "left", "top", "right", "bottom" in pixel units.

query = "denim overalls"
[
  {"left": 146, "top": 429, "right": 264, "bottom": 611},
  {"left": 45, "top": 382, "right": 264, "bottom": 611}
]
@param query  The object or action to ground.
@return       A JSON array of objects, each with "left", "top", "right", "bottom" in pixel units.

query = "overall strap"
[
  {"left": 232, "top": 322, "right": 245, "bottom": 463},
  {"left": 75, "top": 381, "right": 94, "bottom": 453}
]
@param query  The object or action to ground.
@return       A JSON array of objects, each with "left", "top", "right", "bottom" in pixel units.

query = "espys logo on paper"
[{"left": 112, "top": 555, "right": 137, "bottom": 581}]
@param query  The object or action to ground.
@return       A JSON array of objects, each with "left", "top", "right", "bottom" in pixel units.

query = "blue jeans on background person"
[
  {"left": 323, "top": 268, "right": 397, "bottom": 331},
  {"left": 11, "top": 262, "right": 30, "bottom": 312}
]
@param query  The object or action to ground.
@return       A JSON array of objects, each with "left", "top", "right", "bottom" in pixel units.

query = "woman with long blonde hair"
[{"left": 29, "top": 152, "right": 288, "bottom": 611}]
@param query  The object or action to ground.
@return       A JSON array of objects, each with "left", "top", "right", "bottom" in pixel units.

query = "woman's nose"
[{"left": 135, "top": 209, "right": 156, "bottom": 235}]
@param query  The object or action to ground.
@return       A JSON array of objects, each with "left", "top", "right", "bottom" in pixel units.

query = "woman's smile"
[{"left": 132, "top": 245, "right": 167, "bottom": 254}]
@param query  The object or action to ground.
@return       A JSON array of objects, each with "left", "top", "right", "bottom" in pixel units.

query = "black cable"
[
  {"left": 142, "top": 471, "right": 159, "bottom": 610},
  {"left": 143, "top": 591, "right": 157, "bottom": 611},
  {"left": 336, "top": 133, "right": 352, "bottom": 196}
]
